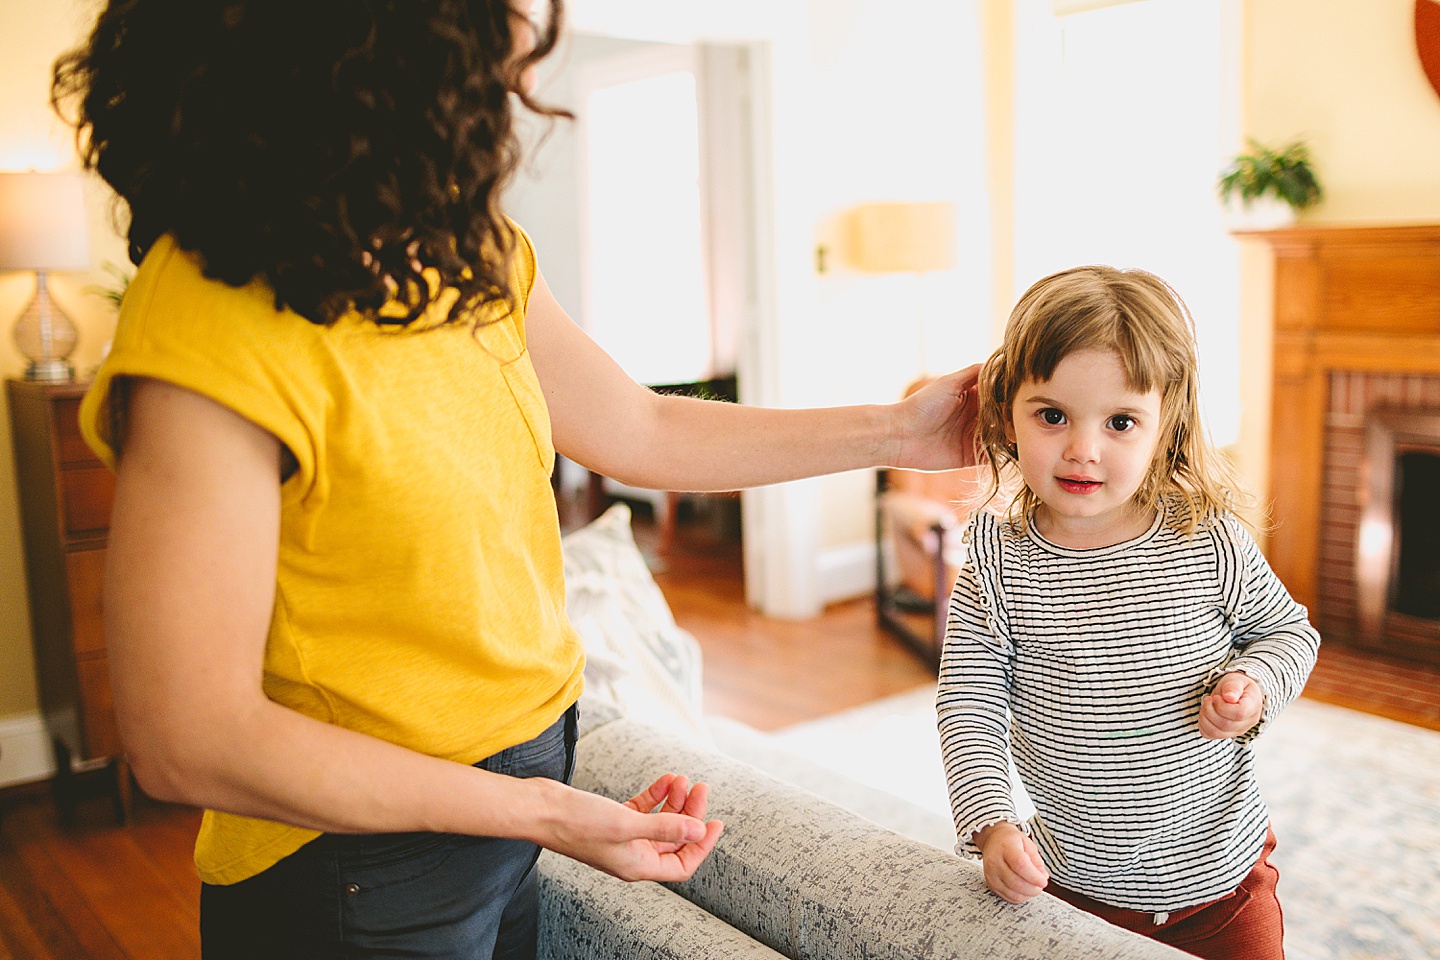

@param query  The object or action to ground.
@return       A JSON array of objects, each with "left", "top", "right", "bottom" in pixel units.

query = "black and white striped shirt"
[{"left": 937, "top": 508, "right": 1320, "bottom": 912}]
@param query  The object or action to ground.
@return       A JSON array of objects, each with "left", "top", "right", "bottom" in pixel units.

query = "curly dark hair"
[{"left": 52, "top": 0, "right": 568, "bottom": 327}]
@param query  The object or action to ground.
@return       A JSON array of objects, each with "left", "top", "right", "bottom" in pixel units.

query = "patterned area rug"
[{"left": 768, "top": 687, "right": 1440, "bottom": 960}]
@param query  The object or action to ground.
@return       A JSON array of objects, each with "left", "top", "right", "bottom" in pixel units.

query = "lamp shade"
[
  {"left": 1051, "top": 0, "right": 1147, "bottom": 15},
  {"left": 0, "top": 172, "right": 91, "bottom": 272},
  {"left": 846, "top": 201, "right": 957, "bottom": 274}
]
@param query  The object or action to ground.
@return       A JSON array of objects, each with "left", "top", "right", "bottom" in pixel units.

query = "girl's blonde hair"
[{"left": 977, "top": 265, "right": 1254, "bottom": 536}]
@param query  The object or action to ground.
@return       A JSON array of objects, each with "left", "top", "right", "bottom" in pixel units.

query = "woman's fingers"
[
  {"left": 659, "top": 819, "right": 725, "bottom": 879},
  {"left": 626, "top": 775, "right": 712, "bottom": 853},
  {"left": 680, "top": 780, "right": 709, "bottom": 820},
  {"left": 660, "top": 775, "right": 689, "bottom": 814},
  {"left": 635, "top": 811, "right": 708, "bottom": 845},
  {"left": 620, "top": 774, "right": 715, "bottom": 847},
  {"left": 624, "top": 774, "right": 678, "bottom": 814}
]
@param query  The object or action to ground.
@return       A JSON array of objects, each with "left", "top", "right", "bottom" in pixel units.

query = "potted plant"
[
  {"left": 1217, "top": 138, "right": 1323, "bottom": 229},
  {"left": 87, "top": 260, "right": 132, "bottom": 310},
  {"left": 85, "top": 260, "right": 132, "bottom": 372}
]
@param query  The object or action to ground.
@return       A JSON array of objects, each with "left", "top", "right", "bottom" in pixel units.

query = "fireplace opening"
[
  {"left": 1352, "top": 407, "right": 1440, "bottom": 663},
  {"left": 1395, "top": 450, "right": 1440, "bottom": 620}
]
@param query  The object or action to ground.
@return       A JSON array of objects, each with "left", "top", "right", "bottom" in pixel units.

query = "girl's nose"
[{"left": 1063, "top": 430, "right": 1100, "bottom": 463}]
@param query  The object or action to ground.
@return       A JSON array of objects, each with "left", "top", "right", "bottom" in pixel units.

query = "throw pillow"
[{"left": 561, "top": 502, "right": 713, "bottom": 746}]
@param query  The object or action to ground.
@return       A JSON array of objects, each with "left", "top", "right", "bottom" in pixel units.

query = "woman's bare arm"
[{"left": 523, "top": 269, "right": 979, "bottom": 492}]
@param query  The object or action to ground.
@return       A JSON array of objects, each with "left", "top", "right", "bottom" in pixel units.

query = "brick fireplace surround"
[
  {"left": 1245, "top": 224, "right": 1440, "bottom": 686},
  {"left": 1319, "top": 372, "right": 1440, "bottom": 659}
]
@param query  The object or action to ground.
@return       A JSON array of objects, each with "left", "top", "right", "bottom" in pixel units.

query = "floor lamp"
[
  {"left": 0, "top": 172, "right": 91, "bottom": 382},
  {"left": 845, "top": 201, "right": 957, "bottom": 375},
  {"left": 848, "top": 202, "right": 962, "bottom": 666}
]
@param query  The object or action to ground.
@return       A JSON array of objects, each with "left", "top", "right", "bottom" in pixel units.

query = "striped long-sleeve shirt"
[{"left": 937, "top": 507, "right": 1320, "bottom": 913}]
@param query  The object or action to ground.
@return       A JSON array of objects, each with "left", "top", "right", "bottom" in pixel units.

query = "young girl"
[
  {"left": 937, "top": 266, "right": 1320, "bottom": 960},
  {"left": 52, "top": 1, "right": 980, "bottom": 957}
]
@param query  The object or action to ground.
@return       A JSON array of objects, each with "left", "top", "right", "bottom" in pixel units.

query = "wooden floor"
[
  {"left": 0, "top": 789, "right": 201, "bottom": 960},
  {"left": 636, "top": 499, "right": 1440, "bottom": 734},
  {"left": 1, "top": 496, "right": 1435, "bottom": 959},
  {"left": 1302, "top": 640, "right": 1440, "bottom": 731},
  {"left": 634, "top": 501, "right": 933, "bottom": 731}
]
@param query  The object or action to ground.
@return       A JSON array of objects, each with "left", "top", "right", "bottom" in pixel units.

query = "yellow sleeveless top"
[{"left": 80, "top": 228, "right": 585, "bottom": 884}]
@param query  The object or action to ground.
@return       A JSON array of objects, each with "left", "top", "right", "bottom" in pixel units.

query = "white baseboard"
[
  {"left": 817, "top": 541, "right": 877, "bottom": 606},
  {"left": 0, "top": 712, "right": 55, "bottom": 787}
]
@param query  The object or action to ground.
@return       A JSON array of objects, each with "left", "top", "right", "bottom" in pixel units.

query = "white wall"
[
  {"left": 1011, "top": 0, "right": 1242, "bottom": 448},
  {"left": 805, "top": 0, "right": 991, "bottom": 550},
  {"left": 560, "top": 0, "right": 1247, "bottom": 610}
]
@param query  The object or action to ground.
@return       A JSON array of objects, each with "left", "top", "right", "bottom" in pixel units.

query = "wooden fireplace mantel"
[{"left": 1239, "top": 223, "right": 1440, "bottom": 614}]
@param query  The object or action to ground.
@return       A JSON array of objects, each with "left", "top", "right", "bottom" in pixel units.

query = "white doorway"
[
  {"left": 507, "top": 32, "right": 776, "bottom": 609},
  {"left": 574, "top": 45, "right": 712, "bottom": 386}
]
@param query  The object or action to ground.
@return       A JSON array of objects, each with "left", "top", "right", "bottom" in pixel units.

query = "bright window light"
[
  {"left": 1013, "top": 0, "right": 1241, "bottom": 446},
  {"left": 584, "top": 70, "right": 712, "bottom": 386}
]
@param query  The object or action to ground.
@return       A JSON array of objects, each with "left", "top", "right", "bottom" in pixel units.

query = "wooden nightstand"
[{"left": 6, "top": 378, "right": 130, "bottom": 824}]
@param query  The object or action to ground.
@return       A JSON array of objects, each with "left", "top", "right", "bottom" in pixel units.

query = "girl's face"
[{"left": 1007, "top": 347, "right": 1163, "bottom": 549}]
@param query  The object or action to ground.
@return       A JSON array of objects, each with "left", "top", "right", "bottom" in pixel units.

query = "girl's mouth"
[{"left": 1056, "top": 477, "right": 1102, "bottom": 494}]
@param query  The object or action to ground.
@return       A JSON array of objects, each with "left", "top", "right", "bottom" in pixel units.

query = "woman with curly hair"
[{"left": 53, "top": 1, "right": 980, "bottom": 956}]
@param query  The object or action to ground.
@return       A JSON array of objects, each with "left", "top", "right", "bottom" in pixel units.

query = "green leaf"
[{"left": 1216, "top": 137, "right": 1322, "bottom": 211}]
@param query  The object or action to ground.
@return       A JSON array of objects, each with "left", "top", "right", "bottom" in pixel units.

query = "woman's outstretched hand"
[
  {"left": 888, "top": 364, "right": 982, "bottom": 471},
  {"left": 539, "top": 773, "right": 724, "bottom": 882}
]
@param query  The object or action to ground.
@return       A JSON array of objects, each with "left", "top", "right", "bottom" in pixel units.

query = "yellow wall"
[
  {"left": 1235, "top": 0, "right": 1440, "bottom": 528},
  {"left": 0, "top": 2, "right": 127, "bottom": 720}
]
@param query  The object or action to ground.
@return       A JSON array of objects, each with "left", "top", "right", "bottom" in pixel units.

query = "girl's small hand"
[
  {"left": 889, "top": 365, "right": 982, "bottom": 471},
  {"left": 976, "top": 821, "right": 1049, "bottom": 904},
  {"left": 1198, "top": 671, "right": 1265, "bottom": 740}
]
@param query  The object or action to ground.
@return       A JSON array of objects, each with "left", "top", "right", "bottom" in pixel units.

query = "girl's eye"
[
  {"left": 1108, "top": 415, "right": 1136, "bottom": 432},
  {"left": 1039, "top": 408, "right": 1065, "bottom": 426}
]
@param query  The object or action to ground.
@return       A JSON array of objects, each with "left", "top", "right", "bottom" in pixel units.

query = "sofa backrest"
[
  {"left": 571, "top": 717, "right": 1188, "bottom": 960},
  {"left": 537, "top": 851, "right": 787, "bottom": 960}
]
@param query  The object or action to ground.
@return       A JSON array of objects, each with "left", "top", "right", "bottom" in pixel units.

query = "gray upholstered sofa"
[
  {"left": 536, "top": 505, "right": 1187, "bottom": 959},
  {"left": 535, "top": 710, "right": 1186, "bottom": 960}
]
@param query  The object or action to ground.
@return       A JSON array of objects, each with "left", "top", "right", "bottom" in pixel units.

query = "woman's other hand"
[{"left": 538, "top": 774, "right": 724, "bottom": 882}]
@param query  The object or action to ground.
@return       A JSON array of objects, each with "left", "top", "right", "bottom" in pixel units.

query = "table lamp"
[{"left": 0, "top": 172, "right": 91, "bottom": 382}]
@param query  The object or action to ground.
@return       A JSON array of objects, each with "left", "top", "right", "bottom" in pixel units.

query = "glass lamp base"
[
  {"left": 13, "top": 271, "right": 81, "bottom": 383},
  {"left": 24, "top": 358, "right": 76, "bottom": 382}
]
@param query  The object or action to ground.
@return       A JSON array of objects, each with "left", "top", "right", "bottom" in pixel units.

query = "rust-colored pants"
[{"left": 1046, "top": 825, "right": 1284, "bottom": 960}]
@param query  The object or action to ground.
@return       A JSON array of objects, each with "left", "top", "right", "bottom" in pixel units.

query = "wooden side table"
[{"left": 6, "top": 378, "right": 130, "bottom": 824}]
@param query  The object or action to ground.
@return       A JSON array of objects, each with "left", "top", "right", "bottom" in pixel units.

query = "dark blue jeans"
[{"left": 200, "top": 706, "right": 578, "bottom": 960}]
